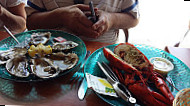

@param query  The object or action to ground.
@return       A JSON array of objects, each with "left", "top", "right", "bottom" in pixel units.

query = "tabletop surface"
[{"left": 0, "top": 31, "right": 189, "bottom": 105}]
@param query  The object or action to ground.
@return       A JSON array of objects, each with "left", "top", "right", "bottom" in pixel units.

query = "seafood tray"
[{"left": 0, "top": 29, "right": 87, "bottom": 82}]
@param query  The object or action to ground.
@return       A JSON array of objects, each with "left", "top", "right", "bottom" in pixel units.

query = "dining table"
[{"left": 0, "top": 30, "right": 189, "bottom": 105}]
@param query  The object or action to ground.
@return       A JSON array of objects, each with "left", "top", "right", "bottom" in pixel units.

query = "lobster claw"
[
  {"left": 128, "top": 82, "right": 170, "bottom": 106},
  {"left": 153, "top": 76, "right": 174, "bottom": 103}
]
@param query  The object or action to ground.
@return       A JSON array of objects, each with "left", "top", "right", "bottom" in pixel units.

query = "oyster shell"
[
  {"left": 52, "top": 41, "right": 78, "bottom": 51},
  {"left": 31, "top": 32, "right": 51, "bottom": 45},
  {"left": 48, "top": 52, "right": 78, "bottom": 71},
  {"left": 6, "top": 56, "right": 30, "bottom": 78},
  {"left": 0, "top": 48, "right": 27, "bottom": 65},
  {"left": 30, "top": 58, "right": 60, "bottom": 78}
]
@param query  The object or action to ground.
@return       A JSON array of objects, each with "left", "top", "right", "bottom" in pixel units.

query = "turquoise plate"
[
  {"left": 0, "top": 29, "right": 87, "bottom": 82},
  {"left": 84, "top": 44, "right": 190, "bottom": 106}
]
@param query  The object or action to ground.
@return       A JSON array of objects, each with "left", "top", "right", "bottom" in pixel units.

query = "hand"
[
  {"left": 0, "top": 5, "right": 3, "bottom": 16},
  {"left": 58, "top": 4, "right": 99, "bottom": 38},
  {"left": 92, "top": 10, "right": 113, "bottom": 36}
]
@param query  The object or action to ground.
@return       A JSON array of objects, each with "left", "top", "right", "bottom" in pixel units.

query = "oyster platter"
[{"left": 0, "top": 30, "right": 87, "bottom": 82}]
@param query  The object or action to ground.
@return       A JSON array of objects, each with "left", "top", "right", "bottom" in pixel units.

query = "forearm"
[
  {"left": 27, "top": 8, "right": 68, "bottom": 30},
  {"left": 110, "top": 12, "right": 139, "bottom": 30},
  {"left": 0, "top": 6, "right": 26, "bottom": 33}
]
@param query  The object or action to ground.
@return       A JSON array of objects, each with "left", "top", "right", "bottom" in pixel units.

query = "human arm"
[
  {"left": 92, "top": 10, "right": 139, "bottom": 36},
  {"left": 27, "top": 4, "right": 99, "bottom": 38},
  {"left": 0, "top": 3, "right": 26, "bottom": 34}
]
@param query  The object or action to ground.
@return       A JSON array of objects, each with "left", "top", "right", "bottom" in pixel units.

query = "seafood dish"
[
  {"left": 0, "top": 32, "right": 79, "bottom": 79},
  {"left": 30, "top": 32, "right": 51, "bottom": 45},
  {"left": 102, "top": 43, "right": 174, "bottom": 106}
]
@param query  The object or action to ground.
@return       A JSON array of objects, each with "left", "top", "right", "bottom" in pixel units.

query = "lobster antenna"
[{"left": 165, "top": 79, "right": 179, "bottom": 92}]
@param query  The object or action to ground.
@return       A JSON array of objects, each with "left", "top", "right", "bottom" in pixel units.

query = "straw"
[{"left": 3, "top": 25, "right": 20, "bottom": 44}]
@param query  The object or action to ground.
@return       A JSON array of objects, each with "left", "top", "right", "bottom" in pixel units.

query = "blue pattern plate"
[
  {"left": 0, "top": 29, "right": 87, "bottom": 82},
  {"left": 84, "top": 44, "right": 190, "bottom": 106}
]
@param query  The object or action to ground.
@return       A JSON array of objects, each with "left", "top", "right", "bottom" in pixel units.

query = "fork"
[{"left": 70, "top": 51, "right": 91, "bottom": 86}]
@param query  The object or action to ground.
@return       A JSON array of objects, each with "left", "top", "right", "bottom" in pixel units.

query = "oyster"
[
  {"left": 6, "top": 56, "right": 30, "bottom": 77},
  {"left": 13, "top": 47, "right": 28, "bottom": 56},
  {"left": 52, "top": 41, "right": 78, "bottom": 51},
  {"left": 0, "top": 48, "right": 27, "bottom": 65},
  {"left": 47, "top": 52, "right": 78, "bottom": 71},
  {"left": 30, "top": 32, "right": 51, "bottom": 45},
  {"left": 30, "top": 58, "right": 60, "bottom": 78}
]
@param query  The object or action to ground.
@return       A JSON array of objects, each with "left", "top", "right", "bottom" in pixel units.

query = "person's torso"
[
  {"left": 40, "top": 0, "right": 123, "bottom": 43},
  {"left": 27, "top": 0, "right": 138, "bottom": 43},
  {"left": 42, "top": 0, "right": 124, "bottom": 13}
]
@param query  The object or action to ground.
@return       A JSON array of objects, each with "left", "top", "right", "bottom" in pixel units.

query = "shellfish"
[
  {"left": 30, "top": 58, "right": 60, "bottom": 78},
  {"left": 47, "top": 52, "right": 78, "bottom": 71},
  {"left": 0, "top": 48, "right": 27, "bottom": 65},
  {"left": 52, "top": 41, "right": 78, "bottom": 51},
  {"left": 6, "top": 56, "right": 30, "bottom": 77},
  {"left": 30, "top": 32, "right": 51, "bottom": 45}
]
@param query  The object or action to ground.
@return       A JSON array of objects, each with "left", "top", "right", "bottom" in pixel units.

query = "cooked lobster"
[{"left": 103, "top": 43, "right": 174, "bottom": 106}]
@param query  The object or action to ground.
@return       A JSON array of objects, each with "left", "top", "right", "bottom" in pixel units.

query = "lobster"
[{"left": 103, "top": 43, "right": 174, "bottom": 106}]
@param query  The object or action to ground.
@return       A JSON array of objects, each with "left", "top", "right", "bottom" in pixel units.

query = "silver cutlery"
[
  {"left": 3, "top": 25, "right": 20, "bottom": 44},
  {"left": 77, "top": 51, "right": 91, "bottom": 100},
  {"left": 78, "top": 77, "right": 88, "bottom": 100},
  {"left": 97, "top": 62, "right": 136, "bottom": 104}
]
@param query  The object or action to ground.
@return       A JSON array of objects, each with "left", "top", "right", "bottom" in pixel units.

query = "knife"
[
  {"left": 78, "top": 77, "right": 88, "bottom": 100},
  {"left": 97, "top": 62, "right": 136, "bottom": 104},
  {"left": 77, "top": 51, "right": 91, "bottom": 100}
]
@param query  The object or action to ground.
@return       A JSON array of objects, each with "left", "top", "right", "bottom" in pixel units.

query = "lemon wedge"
[{"left": 28, "top": 44, "right": 52, "bottom": 57}]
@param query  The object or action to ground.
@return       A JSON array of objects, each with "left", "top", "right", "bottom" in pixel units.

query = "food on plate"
[
  {"left": 149, "top": 57, "right": 174, "bottom": 77},
  {"left": 30, "top": 32, "right": 51, "bottom": 45},
  {"left": 47, "top": 52, "right": 78, "bottom": 71},
  {"left": 30, "top": 58, "right": 59, "bottom": 78},
  {"left": 28, "top": 43, "right": 52, "bottom": 57},
  {"left": 6, "top": 56, "right": 30, "bottom": 77},
  {"left": 1, "top": 32, "right": 79, "bottom": 79},
  {"left": 52, "top": 41, "right": 78, "bottom": 51},
  {"left": 53, "top": 37, "right": 67, "bottom": 43},
  {"left": 103, "top": 43, "right": 174, "bottom": 106},
  {"left": 0, "top": 48, "right": 27, "bottom": 64}
]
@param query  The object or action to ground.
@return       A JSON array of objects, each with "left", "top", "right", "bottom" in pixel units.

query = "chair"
[
  {"left": 117, "top": 29, "right": 129, "bottom": 43},
  {"left": 123, "top": 28, "right": 129, "bottom": 42}
]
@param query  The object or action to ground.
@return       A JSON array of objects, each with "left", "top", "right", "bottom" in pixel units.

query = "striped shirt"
[{"left": 26, "top": 0, "right": 139, "bottom": 43}]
